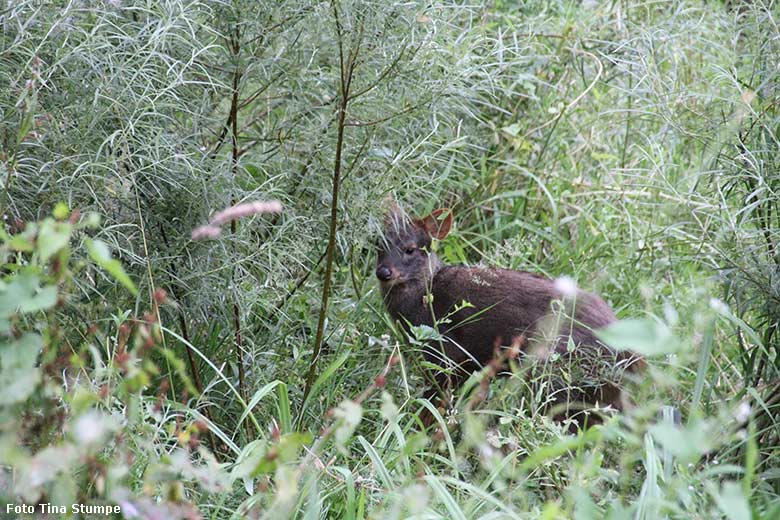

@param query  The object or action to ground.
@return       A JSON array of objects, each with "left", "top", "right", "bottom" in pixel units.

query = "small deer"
[{"left": 376, "top": 206, "right": 644, "bottom": 427}]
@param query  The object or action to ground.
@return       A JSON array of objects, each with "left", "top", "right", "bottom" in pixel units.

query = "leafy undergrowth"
[{"left": 1, "top": 206, "right": 777, "bottom": 519}]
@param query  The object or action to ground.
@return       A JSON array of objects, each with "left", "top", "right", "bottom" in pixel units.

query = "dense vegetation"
[{"left": 1, "top": 0, "right": 779, "bottom": 517}]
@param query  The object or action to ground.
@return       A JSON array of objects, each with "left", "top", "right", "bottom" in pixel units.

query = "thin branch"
[
  {"left": 345, "top": 98, "right": 431, "bottom": 127},
  {"left": 297, "top": 0, "right": 358, "bottom": 427},
  {"left": 227, "top": 20, "right": 252, "bottom": 439}
]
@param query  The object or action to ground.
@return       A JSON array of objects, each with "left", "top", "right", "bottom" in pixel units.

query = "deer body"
[{"left": 377, "top": 207, "right": 642, "bottom": 423}]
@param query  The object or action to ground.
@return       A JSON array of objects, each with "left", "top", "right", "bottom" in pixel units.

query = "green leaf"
[
  {"left": 37, "top": 219, "right": 71, "bottom": 262},
  {"left": 19, "top": 286, "right": 57, "bottom": 313},
  {"left": 231, "top": 439, "right": 268, "bottom": 484},
  {"left": 277, "top": 382, "right": 292, "bottom": 434},
  {"left": 299, "top": 351, "right": 350, "bottom": 416},
  {"left": 275, "top": 432, "right": 312, "bottom": 463},
  {"left": 648, "top": 419, "right": 714, "bottom": 462},
  {"left": 409, "top": 324, "right": 445, "bottom": 343},
  {"left": 333, "top": 400, "right": 363, "bottom": 455},
  {"left": 236, "top": 380, "right": 281, "bottom": 431},
  {"left": 85, "top": 239, "right": 138, "bottom": 295},
  {"left": 357, "top": 436, "right": 394, "bottom": 489},
  {"left": 713, "top": 482, "right": 751, "bottom": 520},
  {"left": 595, "top": 318, "right": 680, "bottom": 356},
  {"left": 425, "top": 476, "right": 467, "bottom": 520},
  {"left": 250, "top": 433, "right": 312, "bottom": 477},
  {"left": 501, "top": 123, "right": 522, "bottom": 137},
  {"left": 0, "top": 273, "right": 57, "bottom": 318},
  {"left": 0, "top": 333, "right": 43, "bottom": 405},
  {"left": 8, "top": 233, "right": 34, "bottom": 252}
]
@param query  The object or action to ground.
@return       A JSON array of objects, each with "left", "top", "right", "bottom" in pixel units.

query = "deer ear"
[{"left": 417, "top": 208, "right": 452, "bottom": 240}]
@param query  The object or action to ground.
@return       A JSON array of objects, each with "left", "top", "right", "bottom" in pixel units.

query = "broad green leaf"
[
  {"left": 37, "top": 219, "right": 71, "bottom": 262},
  {"left": 274, "top": 432, "right": 312, "bottom": 463},
  {"left": 0, "top": 333, "right": 43, "bottom": 405},
  {"left": 648, "top": 420, "right": 714, "bottom": 462},
  {"left": 596, "top": 318, "right": 680, "bottom": 356},
  {"left": 85, "top": 239, "right": 138, "bottom": 295},
  {"left": 231, "top": 439, "right": 268, "bottom": 483},
  {"left": 8, "top": 233, "right": 34, "bottom": 252},
  {"left": 0, "top": 273, "right": 57, "bottom": 318},
  {"left": 713, "top": 482, "right": 751, "bottom": 520},
  {"left": 501, "top": 123, "right": 522, "bottom": 137},
  {"left": 20, "top": 286, "right": 57, "bottom": 314},
  {"left": 409, "top": 324, "right": 445, "bottom": 343}
]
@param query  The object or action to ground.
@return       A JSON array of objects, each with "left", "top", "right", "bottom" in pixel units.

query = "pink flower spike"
[
  {"left": 191, "top": 225, "right": 222, "bottom": 240},
  {"left": 210, "top": 200, "right": 283, "bottom": 226}
]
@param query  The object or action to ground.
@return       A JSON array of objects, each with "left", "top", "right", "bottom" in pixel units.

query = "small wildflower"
[
  {"left": 402, "top": 484, "right": 429, "bottom": 513},
  {"left": 210, "top": 200, "right": 282, "bottom": 226},
  {"left": 479, "top": 444, "right": 495, "bottom": 459},
  {"left": 191, "top": 200, "right": 282, "bottom": 240},
  {"left": 119, "top": 501, "right": 138, "bottom": 517},
  {"left": 735, "top": 401, "right": 751, "bottom": 423},
  {"left": 191, "top": 224, "right": 221, "bottom": 240},
  {"left": 709, "top": 298, "right": 729, "bottom": 314},
  {"left": 68, "top": 208, "right": 81, "bottom": 224},
  {"left": 153, "top": 288, "right": 167, "bottom": 304},
  {"left": 554, "top": 276, "right": 578, "bottom": 299},
  {"left": 73, "top": 411, "right": 108, "bottom": 446}
]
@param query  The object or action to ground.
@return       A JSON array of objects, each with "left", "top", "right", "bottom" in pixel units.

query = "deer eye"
[{"left": 404, "top": 246, "right": 417, "bottom": 255}]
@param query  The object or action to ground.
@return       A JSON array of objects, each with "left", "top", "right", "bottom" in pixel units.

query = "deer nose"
[{"left": 376, "top": 266, "right": 393, "bottom": 281}]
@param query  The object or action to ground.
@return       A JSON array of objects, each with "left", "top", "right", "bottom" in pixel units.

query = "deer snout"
[{"left": 375, "top": 266, "right": 393, "bottom": 281}]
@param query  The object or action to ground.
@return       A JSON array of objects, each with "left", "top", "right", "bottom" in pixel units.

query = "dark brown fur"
[{"left": 376, "top": 207, "right": 643, "bottom": 425}]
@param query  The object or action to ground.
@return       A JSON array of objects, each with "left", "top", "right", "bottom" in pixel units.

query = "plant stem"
[
  {"left": 297, "top": 1, "right": 357, "bottom": 427},
  {"left": 228, "top": 22, "right": 252, "bottom": 439}
]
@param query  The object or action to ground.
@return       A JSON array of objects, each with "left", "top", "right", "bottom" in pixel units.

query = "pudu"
[{"left": 376, "top": 206, "right": 644, "bottom": 426}]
